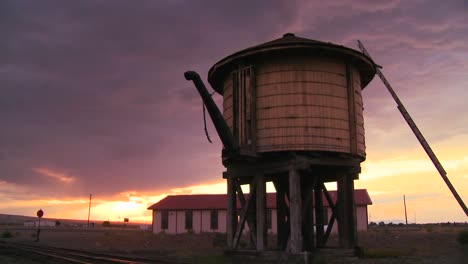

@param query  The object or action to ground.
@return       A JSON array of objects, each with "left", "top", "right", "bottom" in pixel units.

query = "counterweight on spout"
[{"left": 184, "top": 71, "right": 239, "bottom": 154}]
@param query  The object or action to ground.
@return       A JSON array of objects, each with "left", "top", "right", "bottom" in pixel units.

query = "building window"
[
  {"left": 267, "top": 209, "right": 272, "bottom": 229},
  {"left": 210, "top": 210, "right": 218, "bottom": 230},
  {"left": 185, "top": 211, "right": 193, "bottom": 230},
  {"left": 161, "top": 211, "right": 168, "bottom": 230}
]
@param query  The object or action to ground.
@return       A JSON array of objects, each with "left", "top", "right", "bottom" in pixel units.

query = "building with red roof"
[{"left": 147, "top": 189, "right": 372, "bottom": 235}]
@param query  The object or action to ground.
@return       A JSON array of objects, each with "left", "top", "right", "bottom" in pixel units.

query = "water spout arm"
[{"left": 184, "top": 71, "right": 239, "bottom": 153}]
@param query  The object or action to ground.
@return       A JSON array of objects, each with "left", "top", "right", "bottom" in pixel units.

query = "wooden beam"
[
  {"left": 289, "top": 164, "right": 302, "bottom": 253},
  {"left": 314, "top": 180, "right": 325, "bottom": 248},
  {"left": 235, "top": 180, "right": 257, "bottom": 245},
  {"left": 233, "top": 179, "right": 257, "bottom": 249},
  {"left": 273, "top": 178, "right": 288, "bottom": 250},
  {"left": 322, "top": 182, "right": 337, "bottom": 211},
  {"left": 337, "top": 175, "right": 357, "bottom": 249},
  {"left": 323, "top": 209, "right": 336, "bottom": 245},
  {"left": 322, "top": 182, "right": 337, "bottom": 247},
  {"left": 302, "top": 182, "right": 315, "bottom": 251},
  {"left": 346, "top": 63, "right": 357, "bottom": 155},
  {"left": 256, "top": 173, "right": 266, "bottom": 251},
  {"left": 224, "top": 159, "right": 361, "bottom": 179},
  {"left": 226, "top": 176, "right": 236, "bottom": 248},
  {"left": 249, "top": 181, "right": 257, "bottom": 248}
]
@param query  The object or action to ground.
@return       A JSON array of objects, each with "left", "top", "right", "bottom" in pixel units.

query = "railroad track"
[{"left": 0, "top": 241, "right": 191, "bottom": 264}]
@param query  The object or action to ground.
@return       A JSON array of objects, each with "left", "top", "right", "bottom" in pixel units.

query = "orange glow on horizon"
[{"left": 2, "top": 137, "right": 467, "bottom": 225}]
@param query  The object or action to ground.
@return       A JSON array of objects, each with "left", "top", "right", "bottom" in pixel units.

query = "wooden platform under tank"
[
  {"left": 223, "top": 151, "right": 361, "bottom": 183},
  {"left": 223, "top": 152, "right": 360, "bottom": 253}
]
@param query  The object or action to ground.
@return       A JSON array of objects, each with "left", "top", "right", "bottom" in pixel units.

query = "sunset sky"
[{"left": 1, "top": 0, "right": 467, "bottom": 224}]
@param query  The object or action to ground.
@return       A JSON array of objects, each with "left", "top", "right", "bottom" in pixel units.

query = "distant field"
[
  {"left": 0, "top": 213, "right": 149, "bottom": 228},
  {"left": 0, "top": 223, "right": 466, "bottom": 263}
]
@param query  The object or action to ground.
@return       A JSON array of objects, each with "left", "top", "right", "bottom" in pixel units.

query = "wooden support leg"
[
  {"left": 256, "top": 173, "right": 266, "bottom": 251},
  {"left": 227, "top": 176, "right": 237, "bottom": 249},
  {"left": 289, "top": 165, "right": 302, "bottom": 253},
  {"left": 337, "top": 174, "right": 356, "bottom": 248},
  {"left": 302, "top": 182, "right": 315, "bottom": 251},
  {"left": 314, "top": 180, "right": 325, "bottom": 248},
  {"left": 249, "top": 178, "right": 257, "bottom": 248},
  {"left": 274, "top": 178, "right": 288, "bottom": 250}
]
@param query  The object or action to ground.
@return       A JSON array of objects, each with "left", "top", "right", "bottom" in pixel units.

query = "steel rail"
[{"left": 0, "top": 241, "right": 190, "bottom": 264}]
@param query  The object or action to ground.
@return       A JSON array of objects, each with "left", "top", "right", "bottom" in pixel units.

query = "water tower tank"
[{"left": 208, "top": 33, "right": 375, "bottom": 160}]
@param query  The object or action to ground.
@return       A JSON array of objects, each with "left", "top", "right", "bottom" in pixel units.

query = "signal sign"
[{"left": 37, "top": 209, "right": 44, "bottom": 218}]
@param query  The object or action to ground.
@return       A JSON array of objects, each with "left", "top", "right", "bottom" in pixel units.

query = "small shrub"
[
  {"left": 191, "top": 254, "right": 226, "bottom": 264},
  {"left": 102, "top": 221, "right": 111, "bottom": 227},
  {"left": 212, "top": 232, "right": 226, "bottom": 248},
  {"left": 457, "top": 230, "right": 468, "bottom": 245},
  {"left": 55, "top": 220, "right": 61, "bottom": 226},
  {"left": 239, "top": 240, "right": 248, "bottom": 249},
  {"left": 362, "top": 248, "right": 408, "bottom": 258},
  {"left": 1, "top": 231, "right": 13, "bottom": 238}
]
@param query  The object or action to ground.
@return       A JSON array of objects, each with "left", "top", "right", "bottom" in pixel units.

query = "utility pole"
[
  {"left": 36, "top": 209, "right": 43, "bottom": 242},
  {"left": 87, "top": 194, "right": 92, "bottom": 227},
  {"left": 403, "top": 195, "right": 408, "bottom": 225}
]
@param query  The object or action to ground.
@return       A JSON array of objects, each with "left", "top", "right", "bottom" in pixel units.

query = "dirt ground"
[
  {"left": 0, "top": 225, "right": 467, "bottom": 263},
  {"left": 355, "top": 225, "right": 467, "bottom": 264}
]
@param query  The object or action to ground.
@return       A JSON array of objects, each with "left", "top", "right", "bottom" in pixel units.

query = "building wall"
[
  {"left": 176, "top": 211, "right": 185, "bottom": 234},
  {"left": 153, "top": 211, "right": 161, "bottom": 233},
  {"left": 270, "top": 209, "right": 277, "bottom": 234},
  {"left": 217, "top": 210, "right": 226, "bottom": 233},
  {"left": 356, "top": 206, "right": 369, "bottom": 231},
  {"left": 24, "top": 221, "right": 56, "bottom": 227},
  {"left": 151, "top": 205, "right": 368, "bottom": 235},
  {"left": 168, "top": 211, "right": 177, "bottom": 233},
  {"left": 192, "top": 210, "right": 202, "bottom": 233},
  {"left": 152, "top": 209, "right": 226, "bottom": 234}
]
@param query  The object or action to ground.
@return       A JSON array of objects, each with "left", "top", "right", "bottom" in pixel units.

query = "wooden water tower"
[{"left": 185, "top": 33, "right": 376, "bottom": 254}]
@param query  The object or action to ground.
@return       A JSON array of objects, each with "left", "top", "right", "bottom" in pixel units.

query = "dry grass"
[
  {"left": 357, "top": 225, "right": 467, "bottom": 263},
  {"left": 0, "top": 226, "right": 225, "bottom": 262},
  {"left": 1, "top": 225, "right": 467, "bottom": 263}
]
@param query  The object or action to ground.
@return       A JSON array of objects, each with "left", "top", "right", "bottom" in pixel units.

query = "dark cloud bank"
[
  {"left": 0, "top": 0, "right": 298, "bottom": 198},
  {"left": 1, "top": 0, "right": 466, "bottom": 200}
]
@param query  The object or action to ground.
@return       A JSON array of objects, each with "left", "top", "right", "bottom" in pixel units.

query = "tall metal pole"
[
  {"left": 357, "top": 40, "right": 468, "bottom": 217},
  {"left": 36, "top": 209, "right": 43, "bottom": 242},
  {"left": 87, "top": 194, "right": 92, "bottom": 227},
  {"left": 37, "top": 216, "right": 41, "bottom": 242},
  {"left": 403, "top": 195, "right": 408, "bottom": 225}
]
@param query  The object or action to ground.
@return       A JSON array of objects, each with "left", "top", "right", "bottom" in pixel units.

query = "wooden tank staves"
[{"left": 209, "top": 33, "right": 375, "bottom": 160}]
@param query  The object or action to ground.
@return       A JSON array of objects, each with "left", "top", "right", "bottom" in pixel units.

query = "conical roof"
[{"left": 208, "top": 33, "right": 376, "bottom": 94}]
